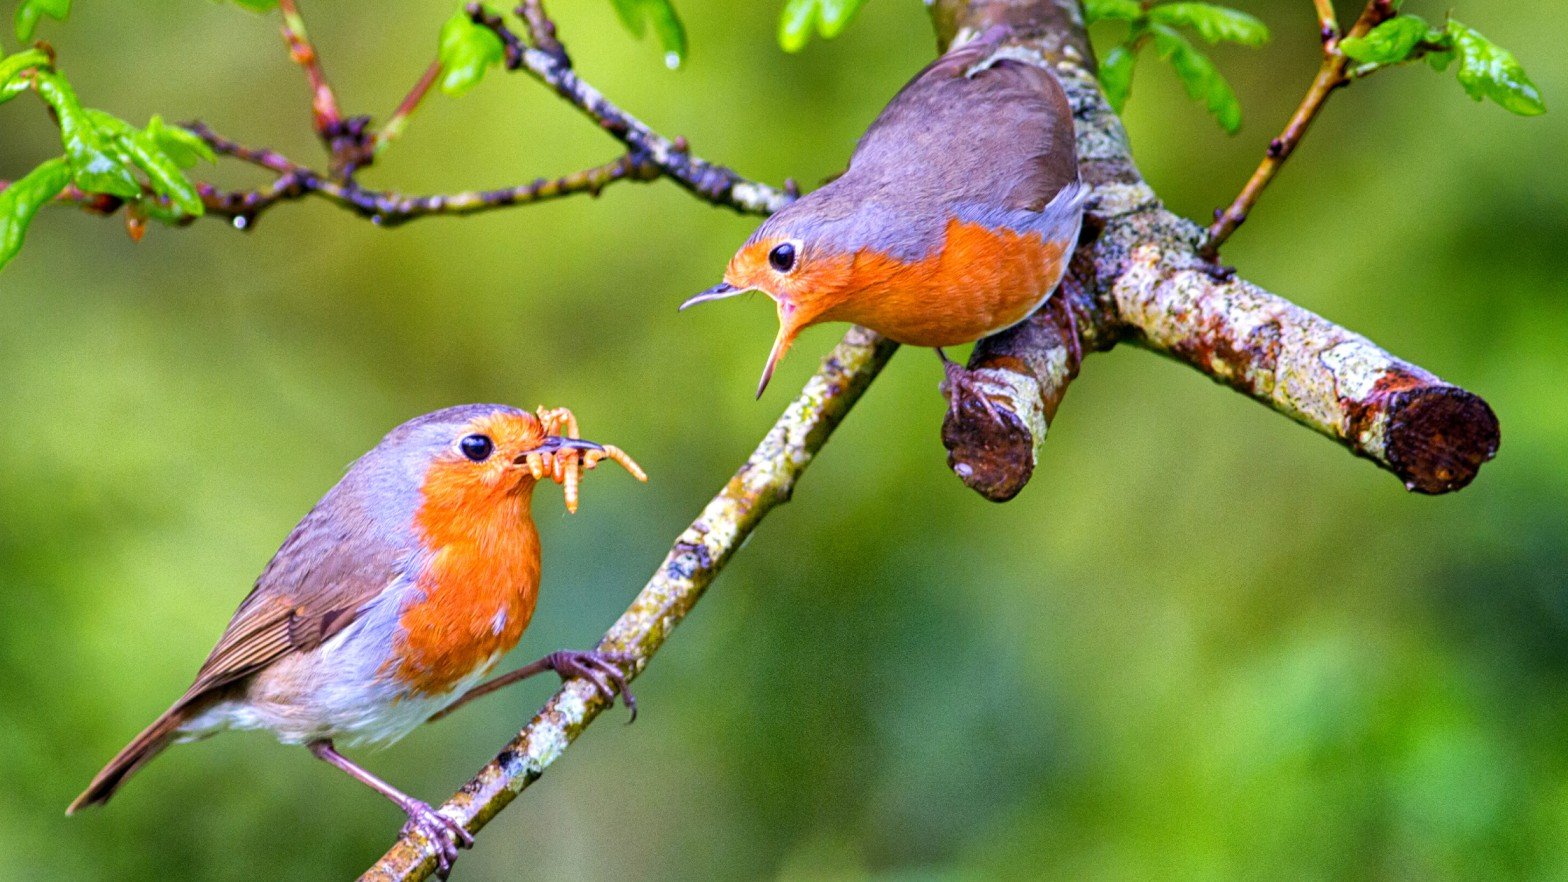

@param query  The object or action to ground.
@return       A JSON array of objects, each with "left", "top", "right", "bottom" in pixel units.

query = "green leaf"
[
  {"left": 1084, "top": 0, "right": 1143, "bottom": 25},
  {"left": 31, "top": 70, "right": 141, "bottom": 198},
  {"left": 14, "top": 0, "right": 70, "bottom": 42},
  {"left": 0, "top": 47, "right": 51, "bottom": 105},
  {"left": 1150, "top": 23, "right": 1243, "bottom": 133},
  {"left": 216, "top": 0, "right": 279, "bottom": 10},
  {"left": 1099, "top": 42, "right": 1137, "bottom": 112},
  {"left": 778, "top": 0, "right": 815, "bottom": 52},
  {"left": 1147, "top": 3, "right": 1269, "bottom": 46},
  {"left": 86, "top": 110, "right": 204, "bottom": 217},
  {"left": 0, "top": 156, "right": 70, "bottom": 271},
  {"left": 1424, "top": 48, "right": 1453, "bottom": 72},
  {"left": 814, "top": 0, "right": 866, "bottom": 38},
  {"left": 1339, "top": 15, "right": 1432, "bottom": 64},
  {"left": 146, "top": 116, "right": 216, "bottom": 169},
  {"left": 1446, "top": 19, "right": 1545, "bottom": 116},
  {"left": 437, "top": 8, "right": 504, "bottom": 97},
  {"left": 609, "top": 0, "right": 687, "bottom": 66},
  {"left": 776, "top": 0, "right": 867, "bottom": 52}
]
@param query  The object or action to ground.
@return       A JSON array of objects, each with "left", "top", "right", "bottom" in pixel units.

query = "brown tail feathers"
[{"left": 67, "top": 703, "right": 189, "bottom": 814}]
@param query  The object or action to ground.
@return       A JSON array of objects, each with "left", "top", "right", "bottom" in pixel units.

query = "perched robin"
[
  {"left": 68, "top": 404, "right": 647, "bottom": 875},
  {"left": 684, "top": 25, "right": 1087, "bottom": 398}
]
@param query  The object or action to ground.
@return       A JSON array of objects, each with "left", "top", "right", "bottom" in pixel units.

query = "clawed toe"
[
  {"left": 942, "top": 362, "right": 1003, "bottom": 424},
  {"left": 401, "top": 801, "right": 472, "bottom": 878},
  {"left": 547, "top": 649, "right": 639, "bottom": 721}
]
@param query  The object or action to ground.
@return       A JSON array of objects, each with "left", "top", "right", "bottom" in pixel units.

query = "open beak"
[
  {"left": 756, "top": 303, "right": 806, "bottom": 399},
  {"left": 680, "top": 281, "right": 749, "bottom": 311},
  {"left": 514, "top": 436, "right": 604, "bottom": 463}
]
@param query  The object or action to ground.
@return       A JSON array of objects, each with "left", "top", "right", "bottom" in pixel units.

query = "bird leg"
[
  {"left": 937, "top": 348, "right": 1004, "bottom": 424},
  {"left": 429, "top": 649, "right": 638, "bottom": 723},
  {"left": 307, "top": 740, "right": 473, "bottom": 878}
]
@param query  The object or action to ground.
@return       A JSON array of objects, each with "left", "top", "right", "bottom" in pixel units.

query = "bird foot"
[
  {"left": 940, "top": 354, "right": 1004, "bottom": 425},
  {"left": 544, "top": 649, "right": 639, "bottom": 722},
  {"left": 398, "top": 799, "right": 473, "bottom": 880}
]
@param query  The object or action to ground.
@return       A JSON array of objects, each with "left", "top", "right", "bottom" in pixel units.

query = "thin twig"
[
  {"left": 1313, "top": 0, "right": 1340, "bottom": 44},
  {"left": 517, "top": 0, "right": 568, "bottom": 63},
  {"left": 468, "top": 3, "right": 797, "bottom": 214},
  {"left": 176, "top": 122, "right": 668, "bottom": 228},
  {"left": 276, "top": 0, "right": 342, "bottom": 141},
  {"left": 374, "top": 60, "right": 442, "bottom": 155},
  {"left": 1201, "top": 0, "right": 1396, "bottom": 257},
  {"left": 359, "top": 327, "right": 898, "bottom": 882}
]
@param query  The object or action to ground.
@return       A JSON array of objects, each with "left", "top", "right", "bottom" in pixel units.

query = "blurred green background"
[{"left": 2, "top": 1, "right": 1564, "bottom": 878}]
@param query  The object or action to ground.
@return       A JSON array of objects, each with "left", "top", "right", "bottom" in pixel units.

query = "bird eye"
[
  {"left": 768, "top": 242, "right": 797, "bottom": 273},
  {"left": 459, "top": 434, "right": 494, "bottom": 462}
]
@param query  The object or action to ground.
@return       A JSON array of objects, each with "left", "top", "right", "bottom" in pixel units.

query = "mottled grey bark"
[{"left": 936, "top": 0, "right": 1499, "bottom": 500}]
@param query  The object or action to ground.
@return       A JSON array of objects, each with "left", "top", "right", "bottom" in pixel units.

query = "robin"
[
  {"left": 684, "top": 25, "right": 1087, "bottom": 398},
  {"left": 67, "top": 403, "right": 647, "bottom": 876}
]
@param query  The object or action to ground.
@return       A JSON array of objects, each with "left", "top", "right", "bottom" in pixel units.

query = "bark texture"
[{"left": 936, "top": 0, "right": 1499, "bottom": 500}]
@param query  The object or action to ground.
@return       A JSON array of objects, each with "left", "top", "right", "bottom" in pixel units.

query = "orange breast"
[
  {"left": 829, "top": 219, "right": 1067, "bottom": 347},
  {"left": 393, "top": 487, "right": 541, "bottom": 695}
]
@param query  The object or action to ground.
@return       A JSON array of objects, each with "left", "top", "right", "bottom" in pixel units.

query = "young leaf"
[
  {"left": 608, "top": 0, "right": 687, "bottom": 67},
  {"left": 146, "top": 116, "right": 216, "bottom": 169},
  {"left": 0, "top": 47, "right": 51, "bottom": 105},
  {"left": 1084, "top": 0, "right": 1143, "bottom": 25},
  {"left": 1424, "top": 48, "right": 1453, "bottom": 73},
  {"left": 778, "top": 0, "right": 816, "bottom": 52},
  {"left": 437, "top": 8, "right": 504, "bottom": 97},
  {"left": 1446, "top": 19, "right": 1545, "bottom": 116},
  {"left": 1099, "top": 42, "right": 1137, "bottom": 112},
  {"left": 1339, "top": 15, "right": 1432, "bottom": 64},
  {"left": 777, "top": 0, "right": 867, "bottom": 52},
  {"left": 1147, "top": 3, "right": 1268, "bottom": 47},
  {"left": 1150, "top": 23, "right": 1242, "bottom": 133},
  {"left": 31, "top": 70, "right": 141, "bottom": 199},
  {"left": 87, "top": 110, "right": 204, "bottom": 217},
  {"left": 216, "top": 0, "right": 280, "bottom": 10},
  {"left": 814, "top": 0, "right": 866, "bottom": 39},
  {"left": 0, "top": 156, "right": 70, "bottom": 271},
  {"left": 14, "top": 0, "right": 70, "bottom": 43}
]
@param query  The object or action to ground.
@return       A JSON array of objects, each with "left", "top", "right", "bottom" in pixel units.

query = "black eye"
[
  {"left": 768, "top": 242, "right": 797, "bottom": 273},
  {"left": 459, "top": 434, "right": 494, "bottom": 462}
]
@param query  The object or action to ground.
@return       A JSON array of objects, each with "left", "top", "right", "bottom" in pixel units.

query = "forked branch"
[{"left": 937, "top": 0, "right": 1498, "bottom": 501}]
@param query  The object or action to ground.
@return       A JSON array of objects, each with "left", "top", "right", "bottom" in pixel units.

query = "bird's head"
[
  {"left": 684, "top": 217, "right": 858, "bottom": 397},
  {"left": 379, "top": 405, "right": 606, "bottom": 518}
]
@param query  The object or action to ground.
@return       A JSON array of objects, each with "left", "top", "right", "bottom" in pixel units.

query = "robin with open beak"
[
  {"left": 68, "top": 403, "right": 646, "bottom": 876},
  {"left": 685, "top": 25, "right": 1086, "bottom": 399}
]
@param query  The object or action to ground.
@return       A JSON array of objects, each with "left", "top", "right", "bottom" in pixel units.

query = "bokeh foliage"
[{"left": 0, "top": 1, "right": 1563, "bottom": 879}]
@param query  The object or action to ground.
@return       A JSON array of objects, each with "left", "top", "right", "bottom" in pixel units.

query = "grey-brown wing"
[
  {"left": 849, "top": 40, "right": 1078, "bottom": 213},
  {"left": 176, "top": 498, "right": 409, "bottom": 705}
]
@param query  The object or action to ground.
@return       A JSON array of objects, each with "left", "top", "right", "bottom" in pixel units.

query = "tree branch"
[
  {"left": 467, "top": 3, "right": 797, "bottom": 214},
  {"left": 360, "top": 326, "right": 898, "bottom": 881},
  {"left": 343, "top": 1, "right": 1506, "bottom": 875},
  {"left": 182, "top": 122, "right": 668, "bottom": 228},
  {"left": 277, "top": 0, "right": 343, "bottom": 141},
  {"left": 1203, "top": 0, "right": 1395, "bottom": 255},
  {"left": 937, "top": 0, "right": 1498, "bottom": 501},
  {"left": 6, "top": 1, "right": 793, "bottom": 233}
]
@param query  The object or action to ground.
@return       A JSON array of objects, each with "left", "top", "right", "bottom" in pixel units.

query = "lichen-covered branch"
[
  {"left": 937, "top": 0, "right": 1499, "bottom": 500},
  {"left": 359, "top": 327, "right": 897, "bottom": 882}
]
